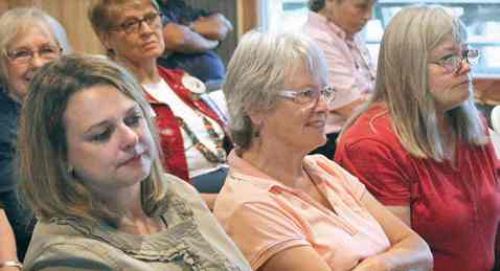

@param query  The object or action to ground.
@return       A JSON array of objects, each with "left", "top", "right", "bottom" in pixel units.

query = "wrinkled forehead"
[{"left": 8, "top": 23, "right": 57, "bottom": 49}]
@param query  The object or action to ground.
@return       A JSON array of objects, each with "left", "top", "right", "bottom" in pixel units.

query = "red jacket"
[{"left": 147, "top": 67, "right": 227, "bottom": 181}]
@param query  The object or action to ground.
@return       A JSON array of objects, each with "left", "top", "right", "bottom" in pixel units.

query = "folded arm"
[
  {"left": 352, "top": 193, "right": 433, "bottom": 271},
  {"left": 163, "top": 13, "right": 232, "bottom": 54}
]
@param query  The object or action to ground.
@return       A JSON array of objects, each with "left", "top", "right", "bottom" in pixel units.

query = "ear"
[
  {"left": 97, "top": 31, "right": 114, "bottom": 52},
  {"left": 247, "top": 109, "right": 265, "bottom": 128}
]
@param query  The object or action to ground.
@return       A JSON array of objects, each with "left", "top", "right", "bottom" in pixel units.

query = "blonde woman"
[
  {"left": 20, "top": 55, "right": 250, "bottom": 270},
  {"left": 336, "top": 5, "right": 500, "bottom": 271}
]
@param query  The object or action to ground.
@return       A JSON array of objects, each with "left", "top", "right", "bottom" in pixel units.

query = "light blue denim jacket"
[{"left": 23, "top": 175, "right": 251, "bottom": 271}]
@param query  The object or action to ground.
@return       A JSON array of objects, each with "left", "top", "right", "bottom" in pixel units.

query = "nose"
[
  {"left": 29, "top": 54, "right": 50, "bottom": 69},
  {"left": 139, "top": 20, "right": 154, "bottom": 34},
  {"left": 119, "top": 124, "right": 139, "bottom": 150},
  {"left": 456, "top": 59, "right": 471, "bottom": 75},
  {"left": 314, "top": 95, "right": 329, "bottom": 112}
]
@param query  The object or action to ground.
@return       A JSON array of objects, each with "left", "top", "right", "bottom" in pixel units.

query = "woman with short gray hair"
[
  {"left": 0, "top": 7, "right": 65, "bottom": 262},
  {"left": 336, "top": 5, "right": 500, "bottom": 271},
  {"left": 214, "top": 30, "right": 432, "bottom": 271}
]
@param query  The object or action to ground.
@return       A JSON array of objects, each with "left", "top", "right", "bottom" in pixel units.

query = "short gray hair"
[
  {"left": 0, "top": 7, "right": 66, "bottom": 87},
  {"left": 223, "top": 30, "right": 328, "bottom": 150}
]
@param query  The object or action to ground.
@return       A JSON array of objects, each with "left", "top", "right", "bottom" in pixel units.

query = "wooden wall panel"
[
  {"left": 237, "top": 0, "right": 258, "bottom": 36},
  {"left": 0, "top": 0, "right": 260, "bottom": 62},
  {"left": 1, "top": 0, "right": 103, "bottom": 54}
]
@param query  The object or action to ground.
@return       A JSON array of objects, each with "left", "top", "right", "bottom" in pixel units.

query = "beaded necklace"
[{"left": 176, "top": 115, "right": 226, "bottom": 164}]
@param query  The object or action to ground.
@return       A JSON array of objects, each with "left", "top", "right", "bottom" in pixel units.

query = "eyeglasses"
[
  {"left": 434, "top": 48, "right": 480, "bottom": 74},
  {"left": 110, "top": 12, "right": 162, "bottom": 34},
  {"left": 6, "top": 44, "right": 62, "bottom": 65},
  {"left": 278, "top": 86, "right": 336, "bottom": 105}
]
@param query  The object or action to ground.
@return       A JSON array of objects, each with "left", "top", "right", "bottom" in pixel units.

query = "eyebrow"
[
  {"left": 83, "top": 104, "right": 140, "bottom": 134},
  {"left": 120, "top": 10, "right": 157, "bottom": 21},
  {"left": 9, "top": 43, "right": 57, "bottom": 51}
]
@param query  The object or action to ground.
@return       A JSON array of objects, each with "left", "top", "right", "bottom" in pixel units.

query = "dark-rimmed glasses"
[
  {"left": 110, "top": 12, "right": 162, "bottom": 34},
  {"left": 278, "top": 86, "right": 336, "bottom": 105},
  {"left": 6, "top": 44, "right": 62, "bottom": 65}
]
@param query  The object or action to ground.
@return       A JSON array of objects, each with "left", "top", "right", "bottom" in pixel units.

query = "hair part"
[
  {"left": 223, "top": 30, "right": 328, "bottom": 150},
  {"left": 19, "top": 54, "right": 168, "bottom": 226},
  {"left": 343, "top": 5, "right": 486, "bottom": 161}
]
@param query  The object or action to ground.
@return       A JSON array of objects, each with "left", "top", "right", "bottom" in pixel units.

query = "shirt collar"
[{"left": 227, "top": 150, "right": 327, "bottom": 193}]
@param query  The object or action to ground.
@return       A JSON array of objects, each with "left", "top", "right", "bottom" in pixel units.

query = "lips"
[
  {"left": 142, "top": 40, "right": 159, "bottom": 49},
  {"left": 308, "top": 119, "right": 326, "bottom": 128},
  {"left": 118, "top": 152, "right": 145, "bottom": 167}
]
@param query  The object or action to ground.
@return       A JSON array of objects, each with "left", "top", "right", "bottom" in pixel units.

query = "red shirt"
[
  {"left": 335, "top": 104, "right": 500, "bottom": 271},
  {"left": 148, "top": 67, "right": 227, "bottom": 181}
]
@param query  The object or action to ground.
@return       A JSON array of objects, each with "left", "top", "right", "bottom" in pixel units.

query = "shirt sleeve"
[
  {"left": 224, "top": 201, "right": 310, "bottom": 270},
  {"left": 335, "top": 138, "right": 412, "bottom": 205},
  {"left": 27, "top": 243, "right": 116, "bottom": 271}
]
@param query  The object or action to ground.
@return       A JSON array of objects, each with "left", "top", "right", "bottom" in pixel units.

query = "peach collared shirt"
[{"left": 214, "top": 152, "right": 390, "bottom": 270}]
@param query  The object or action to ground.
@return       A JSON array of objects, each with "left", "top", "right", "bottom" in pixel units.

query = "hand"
[{"left": 191, "top": 13, "right": 232, "bottom": 40}]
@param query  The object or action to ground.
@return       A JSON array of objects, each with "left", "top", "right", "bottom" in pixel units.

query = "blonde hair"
[
  {"left": 0, "top": 7, "right": 67, "bottom": 87},
  {"left": 19, "top": 54, "right": 168, "bottom": 226},
  {"left": 344, "top": 5, "right": 486, "bottom": 161}
]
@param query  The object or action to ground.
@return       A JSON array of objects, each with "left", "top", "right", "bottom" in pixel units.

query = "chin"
[{"left": 309, "top": 136, "right": 327, "bottom": 151}]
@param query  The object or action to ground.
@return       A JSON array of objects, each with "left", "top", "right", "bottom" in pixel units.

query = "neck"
[
  {"left": 318, "top": 9, "right": 355, "bottom": 40},
  {"left": 115, "top": 56, "right": 160, "bottom": 84},
  {"left": 241, "top": 138, "right": 308, "bottom": 188}
]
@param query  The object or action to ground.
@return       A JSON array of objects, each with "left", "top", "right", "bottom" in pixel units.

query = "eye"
[
  {"left": 124, "top": 113, "right": 143, "bottom": 127},
  {"left": 39, "top": 46, "right": 59, "bottom": 56},
  {"left": 299, "top": 89, "right": 317, "bottom": 99},
  {"left": 120, "top": 19, "right": 139, "bottom": 31},
  {"left": 91, "top": 128, "right": 112, "bottom": 142},
  {"left": 10, "top": 49, "right": 31, "bottom": 59},
  {"left": 144, "top": 12, "right": 159, "bottom": 24},
  {"left": 440, "top": 54, "right": 457, "bottom": 64}
]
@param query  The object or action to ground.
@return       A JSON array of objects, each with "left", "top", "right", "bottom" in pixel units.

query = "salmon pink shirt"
[{"left": 213, "top": 152, "right": 391, "bottom": 270}]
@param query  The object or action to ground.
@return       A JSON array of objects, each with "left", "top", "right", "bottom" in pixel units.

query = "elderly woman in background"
[
  {"left": 304, "top": 0, "right": 376, "bottom": 158},
  {"left": 214, "top": 30, "right": 432, "bottom": 271},
  {"left": 20, "top": 55, "right": 250, "bottom": 270},
  {"left": 88, "top": 0, "right": 229, "bottom": 202},
  {"left": 335, "top": 5, "right": 500, "bottom": 271},
  {"left": 0, "top": 7, "right": 65, "bottom": 261}
]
